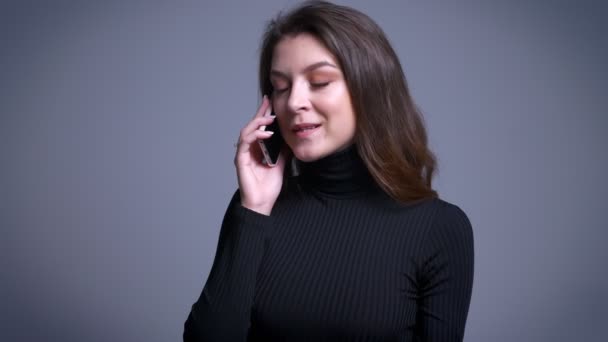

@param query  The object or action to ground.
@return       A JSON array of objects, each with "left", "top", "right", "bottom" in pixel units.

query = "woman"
[{"left": 184, "top": 1, "right": 474, "bottom": 341}]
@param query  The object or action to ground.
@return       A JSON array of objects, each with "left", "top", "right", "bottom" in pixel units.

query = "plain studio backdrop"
[{"left": 1, "top": 1, "right": 606, "bottom": 341}]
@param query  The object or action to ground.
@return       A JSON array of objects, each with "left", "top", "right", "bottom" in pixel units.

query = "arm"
[
  {"left": 184, "top": 190, "right": 273, "bottom": 341},
  {"left": 415, "top": 202, "right": 475, "bottom": 341}
]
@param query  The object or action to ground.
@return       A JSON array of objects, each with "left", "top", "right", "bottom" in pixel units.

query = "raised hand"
[{"left": 234, "top": 96, "right": 289, "bottom": 215}]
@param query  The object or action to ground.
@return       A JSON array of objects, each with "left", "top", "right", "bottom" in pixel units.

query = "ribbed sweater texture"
[{"left": 184, "top": 145, "right": 474, "bottom": 341}]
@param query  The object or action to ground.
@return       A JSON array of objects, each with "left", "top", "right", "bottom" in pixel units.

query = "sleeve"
[
  {"left": 415, "top": 202, "right": 475, "bottom": 341},
  {"left": 183, "top": 190, "right": 274, "bottom": 341}
]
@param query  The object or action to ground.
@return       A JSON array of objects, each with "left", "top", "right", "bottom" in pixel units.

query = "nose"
[{"left": 286, "top": 80, "right": 310, "bottom": 114}]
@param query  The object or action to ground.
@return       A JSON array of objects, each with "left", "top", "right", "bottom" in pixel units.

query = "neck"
[{"left": 296, "top": 144, "right": 379, "bottom": 198}]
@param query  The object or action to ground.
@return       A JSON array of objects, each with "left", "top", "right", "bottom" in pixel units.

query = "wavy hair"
[{"left": 259, "top": 0, "right": 437, "bottom": 203}]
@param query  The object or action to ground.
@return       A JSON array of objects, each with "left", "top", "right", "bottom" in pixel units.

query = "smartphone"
[{"left": 258, "top": 111, "right": 284, "bottom": 166}]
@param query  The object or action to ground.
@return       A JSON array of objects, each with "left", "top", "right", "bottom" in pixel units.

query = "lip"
[
  {"left": 291, "top": 123, "right": 321, "bottom": 138},
  {"left": 291, "top": 123, "right": 321, "bottom": 131}
]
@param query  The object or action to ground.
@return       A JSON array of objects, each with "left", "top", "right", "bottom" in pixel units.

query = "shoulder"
[
  {"left": 383, "top": 196, "right": 473, "bottom": 241},
  {"left": 422, "top": 197, "right": 474, "bottom": 254},
  {"left": 392, "top": 196, "right": 471, "bottom": 226},
  {"left": 431, "top": 198, "right": 472, "bottom": 230}
]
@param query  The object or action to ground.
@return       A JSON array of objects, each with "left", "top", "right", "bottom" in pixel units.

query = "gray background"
[{"left": 2, "top": 0, "right": 607, "bottom": 341}]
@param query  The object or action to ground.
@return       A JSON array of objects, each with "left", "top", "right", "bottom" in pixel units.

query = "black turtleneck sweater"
[{"left": 184, "top": 145, "right": 474, "bottom": 341}]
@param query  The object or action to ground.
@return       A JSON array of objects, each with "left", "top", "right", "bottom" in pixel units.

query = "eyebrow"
[{"left": 270, "top": 61, "right": 338, "bottom": 78}]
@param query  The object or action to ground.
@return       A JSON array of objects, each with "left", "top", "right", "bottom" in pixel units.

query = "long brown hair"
[{"left": 259, "top": 0, "right": 438, "bottom": 203}]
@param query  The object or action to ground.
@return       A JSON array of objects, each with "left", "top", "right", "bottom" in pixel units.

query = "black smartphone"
[{"left": 258, "top": 111, "right": 284, "bottom": 166}]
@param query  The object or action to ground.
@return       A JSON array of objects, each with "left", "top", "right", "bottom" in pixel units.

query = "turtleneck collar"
[{"left": 296, "top": 144, "right": 380, "bottom": 198}]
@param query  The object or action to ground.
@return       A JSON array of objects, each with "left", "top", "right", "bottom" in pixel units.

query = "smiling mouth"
[
  {"left": 293, "top": 124, "right": 321, "bottom": 132},
  {"left": 292, "top": 124, "right": 321, "bottom": 138}
]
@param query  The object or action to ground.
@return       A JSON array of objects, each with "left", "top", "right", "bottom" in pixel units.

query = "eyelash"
[
  {"left": 312, "top": 82, "right": 330, "bottom": 88},
  {"left": 273, "top": 82, "right": 330, "bottom": 94}
]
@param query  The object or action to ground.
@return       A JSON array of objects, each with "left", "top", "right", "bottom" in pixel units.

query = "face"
[{"left": 270, "top": 33, "right": 356, "bottom": 162}]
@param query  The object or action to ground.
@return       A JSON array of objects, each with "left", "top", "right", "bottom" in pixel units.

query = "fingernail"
[{"left": 264, "top": 131, "right": 274, "bottom": 135}]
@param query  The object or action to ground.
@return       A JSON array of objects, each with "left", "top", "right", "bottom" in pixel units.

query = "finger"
[
  {"left": 240, "top": 115, "right": 276, "bottom": 138},
  {"left": 252, "top": 95, "right": 270, "bottom": 119},
  {"left": 257, "top": 108, "right": 273, "bottom": 132},
  {"left": 237, "top": 129, "right": 275, "bottom": 155}
]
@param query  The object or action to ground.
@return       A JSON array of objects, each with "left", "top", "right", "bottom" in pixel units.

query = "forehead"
[{"left": 271, "top": 33, "right": 339, "bottom": 71}]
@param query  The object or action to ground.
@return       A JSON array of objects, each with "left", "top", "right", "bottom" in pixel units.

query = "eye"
[
  {"left": 271, "top": 81, "right": 290, "bottom": 95},
  {"left": 311, "top": 82, "right": 330, "bottom": 89},
  {"left": 273, "top": 87, "right": 289, "bottom": 95}
]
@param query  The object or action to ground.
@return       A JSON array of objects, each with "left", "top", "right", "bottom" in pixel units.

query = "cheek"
[
  {"left": 272, "top": 100, "right": 293, "bottom": 130},
  {"left": 271, "top": 99, "right": 288, "bottom": 116},
  {"left": 325, "top": 93, "right": 355, "bottom": 125},
  {"left": 331, "top": 109, "right": 357, "bottom": 140},
  {"left": 325, "top": 84, "right": 353, "bottom": 114},
  {"left": 276, "top": 118, "right": 292, "bottom": 139}
]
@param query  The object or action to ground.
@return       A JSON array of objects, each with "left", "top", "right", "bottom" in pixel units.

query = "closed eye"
[
  {"left": 273, "top": 82, "right": 330, "bottom": 95},
  {"left": 273, "top": 87, "right": 289, "bottom": 94},
  {"left": 311, "top": 82, "right": 330, "bottom": 89}
]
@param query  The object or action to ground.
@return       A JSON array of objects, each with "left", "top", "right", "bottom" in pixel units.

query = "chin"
[
  {"left": 291, "top": 145, "right": 328, "bottom": 162},
  {"left": 293, "top": 150, "right": 319, "bottom": 162}
]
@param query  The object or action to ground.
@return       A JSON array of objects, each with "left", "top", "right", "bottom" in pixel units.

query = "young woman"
[{"left": 184, "top": 1, "right": 474, "bottom": 341}]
